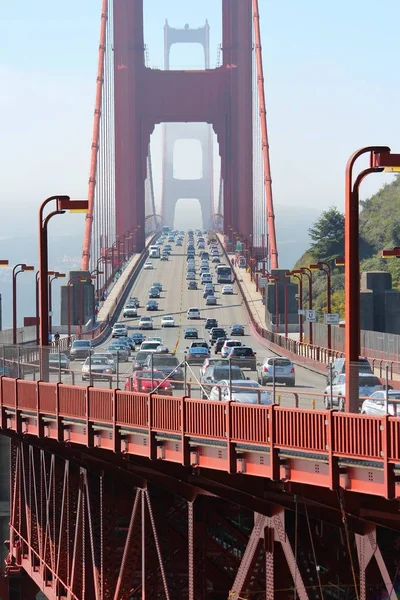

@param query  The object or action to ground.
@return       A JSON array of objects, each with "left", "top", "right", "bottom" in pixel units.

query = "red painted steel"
[
  {"left": 81, "top": 0, "right": 108, "bottom": 270},
  {"left": 333, "top": 413, "right": 383, "bottom": 459},
  {"left": 252, "top": 0, "right": 278, "bottom": 269},
  {"left": 3, "top": 380, "right": 400, "bottom": 499},
  {"left": 230, "top": 404, "right": 270, "bottom": 444},
  {"left": 115, "top": 390, "right": 148, "bottom": 428}
]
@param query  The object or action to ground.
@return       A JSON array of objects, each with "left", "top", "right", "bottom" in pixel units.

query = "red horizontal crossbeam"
[{"left": 0, "top": 378, "right": 398, "bottom": 500}]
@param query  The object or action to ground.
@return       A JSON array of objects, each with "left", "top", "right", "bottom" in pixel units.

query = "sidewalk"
[{"left": 96, "top": 236, "right": 153, "bottom": 324}]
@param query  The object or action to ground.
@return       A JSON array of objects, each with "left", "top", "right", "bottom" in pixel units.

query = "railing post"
[
  {"left": 382, "top": 414, "right": 395, "bottom": 499},
  {"left": 148, "top": 393, "right": 157, "bottom": 460},
  {"left": 112, "top": 388, "right": 120, "bottom": 453},
  {"left": 181, "top": 396, "right": 190, "bottom": 467},
  {"left": 327, "top": 411, "right": 339, "bottom": 490},
  {"left": 225, "top": 401, "right": 236, "bottom": 474},
  {"left": 269, "top": 405, "right": 279, "bottom": 480},
  {"left": 56, "top": 381, "right": 63, "bottom": 442},
  {"left": 86, "top": 386, "right": 94, "bottom": 448}
]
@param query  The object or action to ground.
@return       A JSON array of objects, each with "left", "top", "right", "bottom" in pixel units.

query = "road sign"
[
  {"left": 236, "top": 242, "right": 243, "bottom": 251},
  {"left": 259, "top": 277, "right": 268, "bottom": 287},
  {"left": 298, "top": 309, "right": 304, "bottom": 316},
  {"left": 305, "top": 309, "right": 316, "bottom": 323},
  {"left": 324, "top": 313, "right": 339, "bottom": 325}
]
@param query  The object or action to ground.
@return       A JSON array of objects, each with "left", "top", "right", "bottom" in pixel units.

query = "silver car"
[
  {"left": 259, "top": 357, "right": 295, "bottom": 386},
  {"left": 209, "top": 380, "right": 272, "bottom": 405},
  {"left": 82, "top": 356, "right": 113, "bottom": 381},
  {"left": 324, "top": 373, "right": 384, "bottom": 411},
  {"left": 361, "top": 390, "right": 400, "bottom": 416}
]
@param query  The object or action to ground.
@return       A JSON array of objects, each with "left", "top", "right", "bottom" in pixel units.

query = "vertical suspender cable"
[
  {"left": 82, "top": 0, "right": 108, "bottom": 270},
  {"left": 252, "top": 0, "right": 278, "bottom": 269}
]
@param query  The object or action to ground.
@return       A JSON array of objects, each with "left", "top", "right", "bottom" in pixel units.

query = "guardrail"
[
  {"left": 217, "top": 238, "right": 400, "bottom": 383},
  {"left": 2, "top": 378, "right": 398, "bottom": 498}
]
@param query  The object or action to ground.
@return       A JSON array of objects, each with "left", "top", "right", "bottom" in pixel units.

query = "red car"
[{"left": 125, "top": 370, "right": 173, "bottom": 395}]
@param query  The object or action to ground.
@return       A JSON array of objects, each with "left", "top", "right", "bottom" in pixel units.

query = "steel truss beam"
[{"left": 5, "top": 439, "right": 399, "bottom": 599}]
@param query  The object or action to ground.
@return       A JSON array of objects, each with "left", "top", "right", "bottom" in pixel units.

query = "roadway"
[{"left": 54, "top": 235, "right": 327, "bottom": 408}]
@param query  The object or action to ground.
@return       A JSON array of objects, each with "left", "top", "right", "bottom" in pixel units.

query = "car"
[
  {"left": 326, "top": 357, "right": 372, "bottom": 384},
  {"left": 205, "top": 318, "right": 218, "bottom": 330},
  {"left": 209, "top": 327, "right": 227, "bottom": 345},
  {"left": 188, "top": 281, "right": 197, "bottom": 290},
  {"left": 143, "top": 354, "right": 184, "bottom": 388},
  {"left": 49, "top": 353, "right": 70, "bottom": 372},
  {"left": 324, "top": 373, "right": 384, "bottom": 411},
  {"left": 156, "top": 345, "right": 169, "bottom": 353},
  {"left": 149, "top": 287, "right": 160, "bottom": 298},
  {"left": 69, "top": 340, "right": 92, "bottom": 361},
  {"left": 226, "top": 347, "right": 257, "bottom": 370},
  {"left": 107, "top": 343, "right": 130, "bottom": 362},
  {"left": 206, "top": 295, "right": 217, "bottom": 305},
  {"left": 144, "top": 262, "right": 153, "bottom": 270},
  {"left": 161, "top": 315, "right": 175, "bottom": 328},
  {"left": 112, "top": 323, "right": 128, "bottom": 338},
  {"left": 201, "top": 273, "right": 212, "bottom": 284},
  {"left": 140, "top": 341, "right": 162, "bottom": 352},
  {"left": 203, "top": 288, "right": 213, "bottom": 299},
  {"left": 123, "top": 306, "right": 137, "bottom": 318},
  {"left": 199, "top": 358, "right": 229, "bottom": 378},
  {"left": 200, "top": 364, "right": 245, "bottom": 397},
  {"left": 361, "top": 390, "right": 400, "bottom": 416},
  {"left": 222, "top": 285, "right": 233, "bottom": 295},
  {"left": 184, "top": 327, "right": 198, "bottom": 339},
  {"left": 176, "top": 240, "right": 182, "bottom": 246},
  {"left": 230, "top": 324, "right": 244, "bottom": 336},
  {"left": 82, "top": 355, "right": 114, "bottom": 381},
  {"left": 214, "top": 337, "right": 227, "bottom": 354},
  {"left": 186, "top": 272, "right": 196, "bottom": 281},
  {"left": 116, "top": 338, "right": 132, "bottom": 354},
  {"left": 146, "top": 300, "right": 159, "bottom": 311},
  {"left": 93, "top": 352, "right": 116, "bottom": 373},
  {"left": 160, "top": 254, "right": 168, "bottom": 261},
  {"left": 129, "top": 332, "right": 146, "bottom": 347},
  {"left": 131, "top": 350, "right": 153, "bottom": 371},
  {"left": 152, "top": 282, "right": 163, "bottom": 292},
  {"left": 186, "top": 346, "right": 210, "bottom": 365},
  {"left": 212, "top": 256, "right": 221, "bottom": 264},
  {"left": 209, "top": 380, "right": 272, "bottom": 405},
  {"left": 259, "top": 357, "right": 296, "bottom": 386},
  {"left": 187, "top": 340, "right": 210, "bottom": 352},
  {"left": 187, "top": 307, "right": 200, "bottom": 319},
  {"left": 138, "top": 316, "right": 153, "bottom": 330},
  {"left": 129, "top": 297, "right": 140, "bottom": 308},
  {"left": 125, "top": 370, "right": 173, "bottom": 395},
  {"left": 221, "top": 340, "right": 243, "bottom": 358},
  {"left": 147, "top": 336, "right": 163, "bottom": 344}
]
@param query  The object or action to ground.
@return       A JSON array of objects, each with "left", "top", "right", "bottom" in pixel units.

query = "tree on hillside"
[{"left": 308, "top": 207, "right": 344, "bottom": 263}]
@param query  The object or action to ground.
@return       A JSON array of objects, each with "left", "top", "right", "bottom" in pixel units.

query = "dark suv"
[
  {"left": 143, "top": 354, "right": 184, "bottom": 388},
  {"left": 326, "top": 357, "right": 372, "bottom": 384},
  {"left": 200, "top": 364, "right": 245, "bottom": 398},
  {"left": 209, "top": 328, "right": 227, "bottom": 345},
  {"left": 227, "top": 347, "right": 257, "bottom": 370}
]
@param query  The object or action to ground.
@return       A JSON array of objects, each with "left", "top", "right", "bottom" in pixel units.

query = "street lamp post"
[
  {"left": 268, "top": 275, "right": 279, "bottom": 334},
  {"left": 310, "top": 262, "right": 332, "bottom": 350},
  {"left": 49, "top": 272, "right": 66, "bottom": 335},
  {"left": 300, "top": 267, "right": 313, "bottom": 345},
  {"left": 13, "top": 264, "right": 34, "bottom": 344},
  {"left": 90, "top": 268, "right": 104, "bottom": 303},
  {"left": 287, "top": 271, "right": 303, "bottom": 342},
  {"left": 344, "top": 147, "right": 400, "bottom": 412},
  {"left": 39, "top": 196, "right": 88, "bottom": 349}
]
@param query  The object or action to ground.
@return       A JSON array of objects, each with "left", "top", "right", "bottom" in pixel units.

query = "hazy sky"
[{"left": 1, "top": 0, "right": 400, "bottom": 235}]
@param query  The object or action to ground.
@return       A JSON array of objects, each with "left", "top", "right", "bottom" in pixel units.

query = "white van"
[{"left": 149, "top": 245, "right": 160, "bottom": 258}]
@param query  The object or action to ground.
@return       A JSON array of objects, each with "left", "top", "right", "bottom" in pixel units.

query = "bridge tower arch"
[{"left": 113, "top": 0, "right": 253, "bottom": 249}]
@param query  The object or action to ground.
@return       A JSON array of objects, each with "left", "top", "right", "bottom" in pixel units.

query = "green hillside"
[{"left": 292, "top": 176, "right": 400, "bottom": 320}]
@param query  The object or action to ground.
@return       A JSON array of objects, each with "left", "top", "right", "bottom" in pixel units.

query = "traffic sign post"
[
  {"left": 305, "top": 309, "right": 316, "bottom": 323},
  {"left": 324, "top": 313, "right": 339, "bottom": 325}
]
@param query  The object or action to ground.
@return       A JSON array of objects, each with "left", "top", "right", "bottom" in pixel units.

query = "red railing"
[{"left": 4, "top": 377, "right": 400, "bottom": 466}]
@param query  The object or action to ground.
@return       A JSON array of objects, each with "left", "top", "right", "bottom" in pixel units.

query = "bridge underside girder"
[{"left": 4, "top": 438, "right": 399, "bottom": 600}]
